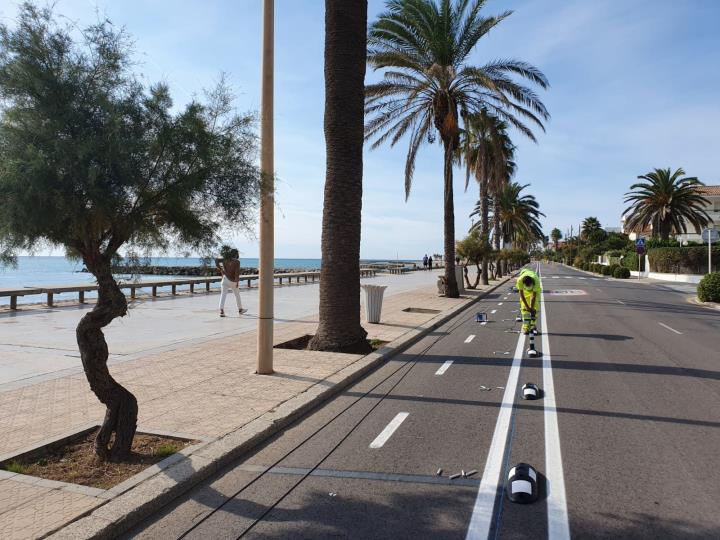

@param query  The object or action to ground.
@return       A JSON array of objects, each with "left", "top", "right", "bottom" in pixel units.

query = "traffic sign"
[
  {"left": 635, "top": 237, "right": 646, "bottom": 254},
  {"left": 701, "top": 228, "right": 719, "bottom": 243}
]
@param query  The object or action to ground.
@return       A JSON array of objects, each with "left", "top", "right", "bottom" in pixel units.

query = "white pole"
[
  {"left": 709, "top": 232, "right": 712, "bottom": 275},
  {"left": 256, "top": 0, "right": 274, "bottom": 375}
]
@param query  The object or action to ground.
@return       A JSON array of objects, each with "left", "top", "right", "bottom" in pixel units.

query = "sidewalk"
[{"left": 0, "top": 271, "right": 510, "bottom": 539}]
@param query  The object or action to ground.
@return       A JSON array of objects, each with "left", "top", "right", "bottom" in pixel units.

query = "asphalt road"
[{"left": 126, "top": 263, "right": 720, "bottom": 539}]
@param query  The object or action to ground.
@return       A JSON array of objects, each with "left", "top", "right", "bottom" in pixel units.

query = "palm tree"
[
  {"left": 462, "top": 111, "right": 515, "bottom": 284},
  {"left": 623, "top": 168, "right": 710, "bottom": 241},
  {"left": 550, "top": 227, "right": 562, "bottom": 249},
  {"left": 365, "top": 0, "right": 549, "bottom": 298},
  {"left": 581, "top": 217, "right": 602, "bottom": 240},
  {"left": 483, "top": 182, "right": 544, "bottom": 247},
  {"left": 308, "top": 1, "right": 371, "bottom": 353}
]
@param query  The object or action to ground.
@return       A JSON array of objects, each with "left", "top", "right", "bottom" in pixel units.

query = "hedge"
[
  {"left": 600, "top": 265, "right": 613, "bottom": 275},
  {"left": 648, "top": 246, "right": 720, "bottom": 274},
  {"left": 698, "top": 272, "right": 720, "bottom": 302},
  {"left": 613, "top": 266, "right": 631, "bottom": 279}
]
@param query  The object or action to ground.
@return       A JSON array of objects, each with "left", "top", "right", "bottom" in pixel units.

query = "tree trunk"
[
  {"left": 76, "top": 257, "right": 137, "bottom": 461},
  {"left": 472, "top": 261, "right": 482, "bottom": 288},
  {"left": 442, "top": 140, "right": 459, "bottom": 298},
  {"left": 479, "top": 179, "right": 489, "bottom": 286},
  {"left": 308, "top": 0, "right": 370, "bottom": 353},
  {"left": 493, "top": 198, "right": 503, "bottom": 277}
]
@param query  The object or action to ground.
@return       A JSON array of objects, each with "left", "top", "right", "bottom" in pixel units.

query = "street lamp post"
[{"left": 257, "top": 0, "right": 274, "bottom": 374}]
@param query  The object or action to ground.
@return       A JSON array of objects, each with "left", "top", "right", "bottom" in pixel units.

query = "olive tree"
[{"left": 0, "top": 4, "right": 259, "bottom": 460}]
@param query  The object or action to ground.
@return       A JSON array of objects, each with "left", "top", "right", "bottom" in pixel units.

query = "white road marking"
[
  {"left": 658, "top": 322, "right": 683, "bottom": 335},
  {"left": 498, "top": 302, "right": 503, "bottom": 306},
  {"left": 435, "top": 360, "right": 454, "bottom": 375},
  {"left": 578, "top": 277, "right": 586, "bottom": 280},
  {"left": 465, "top": 335, "right": 475, "bottom": 343},
  {"left": 465, "top": 329, "right": 525, "bottom": 539},
  {"left": 551, "top": 276, "right": 559, "bottom": 279},
  {"left": 490, "top": 309, "right": 497, "bottom": 314},
  {"left": 369, "top": 412, "right": 409, "bottom": 449},
  {"left": 481, "top": 321, "right": 487, "bottom": 326},
  {"left": 539, "top": 280, "right": 571, "bottom": 540},
  {"left": 616, "top": 299, "right": 625, "bottom": 305}
]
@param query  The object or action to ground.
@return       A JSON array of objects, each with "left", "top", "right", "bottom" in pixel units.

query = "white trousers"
[{"left": 219, "top": 276, "right": 242, "bottom": 310}]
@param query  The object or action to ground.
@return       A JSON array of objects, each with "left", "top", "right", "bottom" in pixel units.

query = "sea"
[{"left": 0, "top": 256, "right": 415, "bottom": 306}]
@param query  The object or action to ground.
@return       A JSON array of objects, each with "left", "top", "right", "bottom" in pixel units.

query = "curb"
[{"left": 49, "top": 275, "right": 514, "bottom": 539}]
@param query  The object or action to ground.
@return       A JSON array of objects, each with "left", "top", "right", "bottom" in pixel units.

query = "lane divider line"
[
  {"left": 465, "top": 330, "right": 525, "bottom": 539},
  {"left": 465, "top": 335, "right": 476, "bottom": 343},
  {"left": 540, "top": 275, "right": 571, "bottom": 540},
  {"left": 658, "top": 322, "right": 682, "bottom": 335},
  {"left": 435, "top": 361, "right": 454, "bottom": 376},
  {"left": 369, "top": 412, "right": 409, "bottom": 449}
]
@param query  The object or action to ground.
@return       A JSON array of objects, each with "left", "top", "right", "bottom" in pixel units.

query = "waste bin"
[
  {"left": 455, "top": 266, "right": 466, "bottom": 294},
  {"left": 362, "top": 284, "right": 387, "bottom": 323}
]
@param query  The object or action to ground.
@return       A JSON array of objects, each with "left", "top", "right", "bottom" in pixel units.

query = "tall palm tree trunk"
[
  {"left": 76, "top": 258, "right": 137, "bottom": 461},
  {"left": 479, "top": 179, "right": 489, "bottom": 285},
  {"left": 493, "top": 198, "right": 502, "bottom": 277},
  {"left": 308, "top": 0, "right": 371, "bottom": 353},
  {"left": 443, "top": 140, "right": 459, "bottom": 298}
]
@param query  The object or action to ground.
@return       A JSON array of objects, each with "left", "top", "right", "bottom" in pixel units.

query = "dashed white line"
[
  {"left": 540, "top": 280, "right": 571, "bottom": 540},
  {"left": 435, "top": 360, "right": 454, "bottom": 375},
  {"left": 616, "top": 299, "right": 625, "bottom": 305},
  {"left": 465, "top": 335, "right": 475, "bottom": 343},
  {"left": 658, "top": 322, "right": 683, "bottom": 335},
  {"left": 369, "top": 412, "right": 409, "bottom": 449},
  {"left": 498, "top": 302, "right": 503, "bottom": 306},
  {"left": 490, "top": 309, "right": 497, "bottom": 314},
  {"left": 465, "top": 327, "right": 525, "bottom": 539}
]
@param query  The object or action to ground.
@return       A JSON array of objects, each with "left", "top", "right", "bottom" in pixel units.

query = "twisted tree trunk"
[{"left": 77, "top": 257, "right": 137, "bottom": 461}]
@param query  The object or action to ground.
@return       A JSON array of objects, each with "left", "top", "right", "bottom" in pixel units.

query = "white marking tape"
[
  {"left": 464, "top": 330, "right": 525, "bottom": 539},
  {"left": 435, "top": 360, "right": 453, "bottom": 375},
  {"left": 369, "top": 412, "right": 409, "bottom": 449},
  {"left": 658, "top": 322, "right": 682, "bottom": 335},
  {"left": 465, "top": 335, "right": 476, "bottom": 343},
  {"left": 540, "top": 279, "right": 571, "bottom": 540}
]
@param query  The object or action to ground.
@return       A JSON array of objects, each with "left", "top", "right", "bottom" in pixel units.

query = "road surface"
[{"left": 125, "top": 263, "right": 720, "bottom": 539}]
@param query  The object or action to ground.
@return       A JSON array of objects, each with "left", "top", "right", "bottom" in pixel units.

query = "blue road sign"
[{"left": 635, "top": 238, "right": 646, "bottom": 248}]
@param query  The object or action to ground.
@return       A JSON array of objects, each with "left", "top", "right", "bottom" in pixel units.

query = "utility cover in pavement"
[
  {"left": 521, "top": 383, "right": 540, "bottom": 400},
  {"left": 507, "top": 463, "right": 539, "bottom": 503}
]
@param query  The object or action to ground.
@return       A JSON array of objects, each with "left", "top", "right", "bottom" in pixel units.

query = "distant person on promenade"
[
  {"left": 427, "top": 255, "right": 433, "bottom": 270},
  {"left": 216, "top": 248, "right": 247, "bottom": 317},
  {"left": 423, "top": 254, "right": 428, "bottom": 270}
]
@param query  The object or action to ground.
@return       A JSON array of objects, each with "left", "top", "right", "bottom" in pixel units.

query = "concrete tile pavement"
[{"left": 0, "top": 269, "right": 503, "bottom": 539}]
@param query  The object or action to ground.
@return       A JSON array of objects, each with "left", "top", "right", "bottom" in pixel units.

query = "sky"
[{"left": 1, "top": 0, "right": 719, "bottom": 259}]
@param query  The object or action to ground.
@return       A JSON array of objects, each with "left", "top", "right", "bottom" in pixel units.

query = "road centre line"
[
  {"left": 465, "top": 335, "right": 475, "bottom": 343},
  {"left": 435, "top": 360, "right": 454, "bottom": 375},
  {"left": 465, "top": 325, "right": 525, "bottom": 539},
  {"left": 658, "top": 322, "right": 683, "bottom": 335},
  {"left": 369, "top": 412, "right": 409, "bottom": 449},
  {"left": 539, "top": 278, "right": 571, "bottom": 540}
]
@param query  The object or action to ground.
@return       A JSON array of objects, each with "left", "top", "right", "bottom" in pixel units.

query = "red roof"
[{"left": 694, "top": 185, "right": 720, "bottom": 196}]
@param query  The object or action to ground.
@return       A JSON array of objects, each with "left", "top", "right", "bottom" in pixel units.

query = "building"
[{"left": 622, "top": 185, "right": 720, "bottom": 242}]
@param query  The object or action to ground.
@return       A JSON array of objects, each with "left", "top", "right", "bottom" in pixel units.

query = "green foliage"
[
  {"left": 607, "top": 264, "right": 620, "bottom": 276},
  {"left": 487, "top": 182, "right": 545, "bottom": 248},
  {"left": 154, "top": 443, "right": 179, "bottom": 458},
  {"left": 0, "top": 5, "right": 259, "bottom": 268},
  {"left": 613, "top": 266, "right": 631, "bottom": 279},
  {"left": 600, "top": 265, "right": 613, "bottom": 275},
  {"left": 648, "top": 247, "right": 720, "bottom": 274},
  {"left": 4, "top": 461, "right": 28, "bottom": 474},
  {"left": 697, "top": 272, "right": 720, "bottom": 302},
  {"left": 456, "top": 231, "right": 491, "bottom": 264},
  {"left": 623, "top": 168, "right": 710, "bottom": 240}
]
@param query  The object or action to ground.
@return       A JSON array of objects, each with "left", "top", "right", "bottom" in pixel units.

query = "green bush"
[
  {"left": 649, "top": 246, "right": 720, "bottom": 274},
  {"left": 697, "top": 272, "right": 720, "bottom": 302},
  {"left": 613, "top": 266, "right": 631, "bottom": 279},
  {"left": 600, "top": 265, "right": 612, "bottom": 276},
  {"left": 607, "top": 264, "right": 620, "bottom": 276},
  {"left": 592, "top": 263, "right": 603, "bottom": 273}
]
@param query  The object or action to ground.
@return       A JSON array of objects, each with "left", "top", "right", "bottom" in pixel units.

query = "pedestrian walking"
[
  {"left": 427, "top": 255, "right": 433, "bottom": 270},
  {"left": 216, "top": 248, "right": 247, "bottom": 317},
  {"left": 422, "top": 254, "right": 428, "bottom": 270}
]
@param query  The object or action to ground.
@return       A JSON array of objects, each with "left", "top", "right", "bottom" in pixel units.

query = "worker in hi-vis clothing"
[{"left": 516, "top": 268, "right": 541, "bottom": 335}]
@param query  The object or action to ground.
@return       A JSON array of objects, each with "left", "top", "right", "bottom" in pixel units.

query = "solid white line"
[
  {"left": 464, "top": 330, "right": 525, "bottom": 539},
  {"left": 539, "top": 280, "right": 571, "bottom": 540},
  {"left": 465, "top": 335, "right": 475, "bottom": 343},
  {"left": 490, "top": 309, "right": 497, "bottom": 314},
  {"left": 658, "top": 322, "right": 683, "bottom": 335},
  {"left": 435, "top": 360, "right": 453, "bottom": 375},
  {"left": 369, "top": 412, "right": 409, "bottom": 449}
]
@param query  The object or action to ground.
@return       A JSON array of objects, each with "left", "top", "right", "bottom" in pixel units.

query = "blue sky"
[{"left": 2, "top": 0, "right": 719, "bottom": 259}]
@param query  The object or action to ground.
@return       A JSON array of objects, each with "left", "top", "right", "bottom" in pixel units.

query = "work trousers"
[
  {"left": 219, "top": 276, "right": 243, "bottom": 311},
  {"left": 519, "top": 292, "right": 539, "bottom": 331}
]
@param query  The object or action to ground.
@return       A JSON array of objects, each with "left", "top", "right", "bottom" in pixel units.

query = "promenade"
[{"left": 0, "top": 268, "right": 501, "bottom": 539}]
